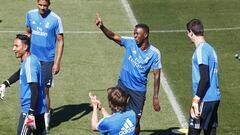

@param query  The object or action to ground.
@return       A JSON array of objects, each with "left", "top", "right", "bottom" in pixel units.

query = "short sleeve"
[
  {"left": 25, "top": 57, "right": 39, "bottom": 83},
  {"left": 55, "top": 17, "right": 64, "bottom": 34},
  {"left": 196, "top": 45, "right": 209, "bottom": 66},
  {"left": 25, "top": 12, "right": 30, "bottom": 27},
  {"left": 152, "top": 48, "right": 162, "bottom": 69},
  {"left": 121, "top": 36, "right": 135, "bottom": 48},
  {"left": 97, "top": 118, "right": 109, "bottom": 134}
]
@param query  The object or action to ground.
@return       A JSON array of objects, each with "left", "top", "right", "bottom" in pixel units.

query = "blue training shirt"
[
  {"left": 20, "top": 55, "right": 46, "bottom": 114},
  {"left": 26, "top": 9, "right": 64, "bottom": 62},
  {"left": 192, "top": 42, "right": 221, "bottom": 102},
  {"left": 97, "top": 110, "right": 136, "bottom": 135},
  {"left": 119, "top": 37, "right": 162, "bottom": 92}
]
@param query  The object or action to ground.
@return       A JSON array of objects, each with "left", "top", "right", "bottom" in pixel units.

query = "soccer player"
[
  {"left": 89, "top": 87, "right": 136, "bottom": 135},
  {"left": 96, "top": 13, "right": 161, "bottom": 134},
  {"left": 25, "top": 0, "right": 64, "bottom": 131},
  {"left": 0, "top": 34, "right": 46, "bottom": 135},
  {"left": 186, "top": 19, "right": 221, "bottom": 135}
]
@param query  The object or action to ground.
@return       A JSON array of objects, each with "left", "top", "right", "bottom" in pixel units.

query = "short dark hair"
[
  {"left": 135, "top": 23, "right": 149, "bottom": 35},
  {"left": 186, "top": 19, "right": 204, "bottom": 36},
  {"left": 37, "top": 0, "right": 51, "bottom": 5},
  {"left": 107, "top": 87, "right": 128, "bottom": 113},
  {"left": 16, "top": 34, "right": 30, "bottom": 51}
]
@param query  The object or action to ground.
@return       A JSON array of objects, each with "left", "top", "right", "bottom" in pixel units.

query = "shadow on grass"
[
  {"left": 50, "top": 103, "right": 92, "bottom": 129},
  {"left": 141, "top": 127, "right": 185, "bottom": 135}
]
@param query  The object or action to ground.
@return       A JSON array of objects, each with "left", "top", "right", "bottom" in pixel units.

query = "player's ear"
[
  {"left": 144, "top": 33, "right": 148, "bottom": 38},
  {"left": 189, "top": 30, "right": 194, "bottom": 37},
  {"left": 23, "top": 44, "right": 29, "bottom": 52}
]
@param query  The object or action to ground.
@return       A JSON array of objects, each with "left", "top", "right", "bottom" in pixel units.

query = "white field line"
[
  {"left": 121, "top": 0, "right": 188, "bottom": 128},
  {"left": 1, "top": 27, "right": 240, "bottom": 34}
]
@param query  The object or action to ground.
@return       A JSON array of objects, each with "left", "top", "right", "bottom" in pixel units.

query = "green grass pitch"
[{"left": 0, "top": 0, "right": 240, "bottom": 134}]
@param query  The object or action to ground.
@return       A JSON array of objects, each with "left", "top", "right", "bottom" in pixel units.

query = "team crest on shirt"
[{"left": 45, "top": 22, "right": 50, "bottom": 28}]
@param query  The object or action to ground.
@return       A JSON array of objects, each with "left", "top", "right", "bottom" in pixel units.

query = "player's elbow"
[{"left": 91, "top": 124, "right": 98, "bottom": 131}]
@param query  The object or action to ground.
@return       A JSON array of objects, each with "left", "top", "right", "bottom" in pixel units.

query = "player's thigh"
[
  {"left": 40, "top": 61, "right": 54, "bottom": 88},
  {"left": 117, "top": 79, "right": 146, "bottom": 116},
  {"left": 201, "top": 101, "right": 220, "bottom": 130},
  {"left": 127, "top": 90, "right": 146, "bottom": 117}
]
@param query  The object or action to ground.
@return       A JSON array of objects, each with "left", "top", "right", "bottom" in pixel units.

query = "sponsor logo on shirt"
[
  {"left": 32, "top": 29, "right": 48, "bottom": 37},
  {"left": 128, "top": 55, "right": 145, "bottom": 70},
  {"left": 119, "top": 118, "right": 135, "bottom": 135},
  {"left": 32, "top": 27, "right": 48, "bottom": 37}
]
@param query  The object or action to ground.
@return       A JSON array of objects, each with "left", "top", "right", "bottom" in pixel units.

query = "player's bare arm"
[
  {"left": 26, "top": 27, "right": 32, "bottom": 37},
  {"left": 96, "top": 13, "right": 121, "bottom": 45},
  {"left": 89, "top": 92, "right": 101, "bottom": 131},
  {"left": 52, "top": 34, "right": 64, "bottom": 75},
  {"left": 153, "top": 69, "right": 161, "bottom": 112},
  {"left": 101, "top": 107, "right": 110, "bottom": 118}
]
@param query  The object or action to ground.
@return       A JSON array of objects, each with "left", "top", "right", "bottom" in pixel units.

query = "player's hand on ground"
[
  {"left": 190, "top": 96, "right": 200, "bottom": 119},
  {"left": 153, "top": 97, "right": 161, "bottom": 112},
  {"left": 25, "top": 114, "right": 36, "bottom": 130},
  {"left": 52, "top": 63, "right": 60, "bottom": 75},
  {"left": 0, "top": 84, "right": 6, "bottom": 100},
  {"left": 96, "top": 13, "right": 103, "bottom": 28}
]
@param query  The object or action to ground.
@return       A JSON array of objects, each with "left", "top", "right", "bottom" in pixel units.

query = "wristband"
[
  {"left": 3, "top": 80, "right": 10, "bottom": 87},
  {"left": 28, "top": 108, "right": 35, "bottom": 115}
]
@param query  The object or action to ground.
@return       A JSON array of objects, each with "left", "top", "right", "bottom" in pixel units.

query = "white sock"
[{"left": 44, "top": 112, "right": 50, "bottom": 127}]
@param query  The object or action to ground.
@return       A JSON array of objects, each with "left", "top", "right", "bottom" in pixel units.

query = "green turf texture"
[
  {"left": 0, "top": 0, "right": 240, "bottom": 134},
  {"left": 0, "top": 0, "right": 180, "bottom": 135},
  {"left": 129, "top": 0, "right": 240, "bottom": 134}
]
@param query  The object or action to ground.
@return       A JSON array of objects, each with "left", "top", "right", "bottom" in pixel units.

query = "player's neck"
[
  {"left": 39, "top": 9, "right": 50, "bottom": 18},
  {"left": 194, "top": 36, "right": 205, "bottom": 48},
  {"left": 140, "top": 40, "right": 150, "bottom": 51},
  {"left": 21, "top": 52, "right": 31, "bottom": 62}
]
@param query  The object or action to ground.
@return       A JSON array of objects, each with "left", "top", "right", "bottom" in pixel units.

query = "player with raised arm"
[{"left": 96, "top": 13, "right": 162, "bottom": 135}]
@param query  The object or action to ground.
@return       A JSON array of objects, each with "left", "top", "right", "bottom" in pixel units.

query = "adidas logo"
[{"left": 119, "top": 118, "right": 135, "bottom": 135}]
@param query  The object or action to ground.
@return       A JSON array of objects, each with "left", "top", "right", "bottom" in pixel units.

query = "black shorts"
[
  {"left": 117, "top": 79, "right": 146, "bottom": 117},
  {"left": 41, "top": 61, "right": 54, "bottom": 88},
  {"left": 189, "top": 100, "right": 220, "bottom": 130},
  {"left": 17, "top": 113, "right": 45, "bottom": 135}
]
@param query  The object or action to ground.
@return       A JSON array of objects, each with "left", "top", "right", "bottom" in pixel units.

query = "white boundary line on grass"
[
  {"left": 120, "top": 0, "right": 188, "bottom": 128},
  {"left": 1, "top": 27, "right": 240, "bottom": 34}
]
